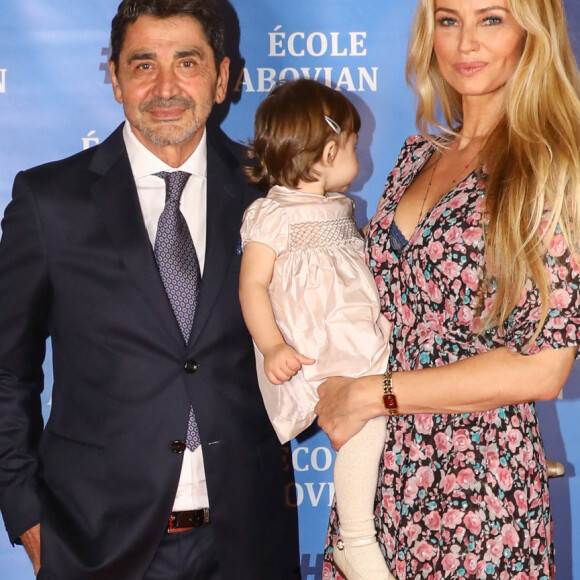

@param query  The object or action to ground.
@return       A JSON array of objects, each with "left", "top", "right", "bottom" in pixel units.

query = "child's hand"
[{"left": 263, "top": 344, "right": 315, "bottom": 384}]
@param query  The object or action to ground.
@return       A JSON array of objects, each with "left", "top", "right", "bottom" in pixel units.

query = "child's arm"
[{"left": 239, "top": 241, "right": 315, "bottom": 384}]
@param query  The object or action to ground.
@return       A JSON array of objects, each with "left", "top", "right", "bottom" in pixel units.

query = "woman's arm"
[
  {"left": 315, "top": 345, "right": 577, "bottom": 449},
  {"left": 239, "top": 241, "right": 314, "bottom": 384}
]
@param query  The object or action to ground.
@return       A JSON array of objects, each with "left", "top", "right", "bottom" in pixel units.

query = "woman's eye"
[
  {"left": 437, "top": 16, "right": 457, "bottom": 27},
  {"left": 482, "top": 15, "right": 502, "bottom": 25}
]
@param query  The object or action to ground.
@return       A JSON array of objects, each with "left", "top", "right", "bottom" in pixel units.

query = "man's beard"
[{"left": 133, "top": 94, "right": 213, "bottom": 146}]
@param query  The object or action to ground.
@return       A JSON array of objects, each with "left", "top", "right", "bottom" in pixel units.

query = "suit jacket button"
[
  {"left": 171, "top": 440, "right": 186, "bottom": 454},
  {"left": 184, "top": 360, "right": 198, "bottom": 374}
]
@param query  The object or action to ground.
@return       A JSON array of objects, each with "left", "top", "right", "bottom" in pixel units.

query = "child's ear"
[{"left": 322, "top": 140, "right": 338, "bottom": 166}]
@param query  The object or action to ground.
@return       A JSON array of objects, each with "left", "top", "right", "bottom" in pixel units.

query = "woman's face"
[{"left": 432, "top": 0, "right": 525, "bottom": 103}]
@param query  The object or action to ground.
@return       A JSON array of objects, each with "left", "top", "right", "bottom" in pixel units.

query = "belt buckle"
[
  {"left": 192, "top": 508, "right": 210, "bottom": 527},
  {"left": 167, "top": 508, "right": 210, "bottom": 534}
]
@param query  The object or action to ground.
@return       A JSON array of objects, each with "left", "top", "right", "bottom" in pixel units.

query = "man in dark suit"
[{"left": 0, "top": 1, "right": 299, "bottom": 578}]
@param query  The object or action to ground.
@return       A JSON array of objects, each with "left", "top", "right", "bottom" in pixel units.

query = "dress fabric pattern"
[
  {"left": 240, "top": 186, "right": 391, "bottom": 443},
  {"left": 323, "top": 135, "right": 580, "bottom": 579}
]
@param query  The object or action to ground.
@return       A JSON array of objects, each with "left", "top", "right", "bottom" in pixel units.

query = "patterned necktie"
[{"left": 154, "top": 171, "right": 200, "bottom": 452}]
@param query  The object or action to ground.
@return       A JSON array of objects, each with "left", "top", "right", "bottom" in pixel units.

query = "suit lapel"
[
  {"left": 187, "top": 130, "right": 245, "bottom": 348},
  {"left": 88, "top": 126, "right": 184, "bottom": 347}
]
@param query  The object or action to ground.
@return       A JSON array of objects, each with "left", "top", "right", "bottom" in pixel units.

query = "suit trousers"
[{"left": 143, "top": 525, "right": 222, "bottom": 580}]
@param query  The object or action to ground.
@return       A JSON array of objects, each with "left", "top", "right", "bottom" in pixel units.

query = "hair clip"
[
  {"left": 269, "top": 79, "right": 288, "bottom": 94},
  {"left": 324, "top": 115, "right": 341, "bottom": 134}
]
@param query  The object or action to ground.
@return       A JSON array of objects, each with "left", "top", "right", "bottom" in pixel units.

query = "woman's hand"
[{"left": 315, "top": 375, "right": 386, "bottom": 450}]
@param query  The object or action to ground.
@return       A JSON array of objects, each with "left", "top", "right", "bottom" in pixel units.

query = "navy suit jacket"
[{"left": 0, "top": 124, "right": 300, "bottom": 579}]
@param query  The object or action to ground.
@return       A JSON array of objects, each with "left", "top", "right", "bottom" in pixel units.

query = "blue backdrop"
[{"left": 1, "top": 1, "right": 579, "bottom": 578}]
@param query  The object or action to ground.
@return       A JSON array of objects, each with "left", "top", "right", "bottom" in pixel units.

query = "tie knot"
[{"left": 155, "top": 171, "right": 191, "bottom": 203}]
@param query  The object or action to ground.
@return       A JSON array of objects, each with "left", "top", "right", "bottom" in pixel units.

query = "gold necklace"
[
  {"left": 417, "top": 146, "right": 483, "bottom": 224},
  {"left": 417, "top": 151, "right": 442, "bottom": 224}
]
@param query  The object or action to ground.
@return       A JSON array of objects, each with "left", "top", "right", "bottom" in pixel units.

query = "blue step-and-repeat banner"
[{"left": 1, "top": 1, "right": 579, "bottom": 578}]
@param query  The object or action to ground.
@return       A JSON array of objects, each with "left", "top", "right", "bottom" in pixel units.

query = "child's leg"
[{"left": 333, "top": 416, "right": 394, "bottom": 580}]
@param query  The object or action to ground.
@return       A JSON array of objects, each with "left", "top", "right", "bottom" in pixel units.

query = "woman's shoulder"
[
  {"left": 386, "top": 134, "right": 434, "bottom": 177},
  {"left": 400, "top": 133, "right": 433, "bottom": 157}
]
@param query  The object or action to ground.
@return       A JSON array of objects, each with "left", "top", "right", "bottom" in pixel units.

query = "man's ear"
[{"left": 321, "top": 140, "right": 338, "bottom": 166}]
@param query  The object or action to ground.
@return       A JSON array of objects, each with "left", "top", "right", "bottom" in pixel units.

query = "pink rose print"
[
  {"left": 442, "top": 508, "right": 463, "bottom": 528},
  {"left": 477, "top": 560, "right": 489, "bottom": 577},
  {"left": 497, "top": 466, "right": 514, "bottom": 491},
  {"left": 514, "top": 490, "right": 528, "bottom": 515},
  {"left": 384, "top": 451, "right": 398, "bottom": 470},
  {"left": 426, "top": 280, "right": 443, "bottom": 303},
  {"left": 430, "top": 203, "right": 447, "bottom": 222},
  {"left": 462, "top": 226, "right": 484, "bottom": 246},
  {"left": 549, "top": 233, "right": 567, "bottom": 257},
  {"left": 501, "top": 523, "right": 520, "bottom": 549},
  {"left": 412, "top": 541, "right": 435, "bottom": 562},
  {"left": 441, "top": 259, "right": 461, "bottom": 279},
  {"left": 448, "top": 191, "right": 469, "bottom": 209},
  {"left": 405, "top": 523, "right": 422, "bottom": 543},
  {"left": 457, "top": 468, "right": 476, "bottom": 488},
  {"left": 401, "top": 304, "right": 416, "bottom": 327},
  {"left": 416, "top": 466, "right": 435, "bottom": 488},
  {"left": 434, "top": 432, "right": 451, "bottom": 454},
  {"left": 441, "top": 473, "right": 457, "bottom": 494},
  {"left": 404, "top": 478, "right": 419, "bottom": 502},
  {"left": 444, "top": 225, "right": 463, "bottom": 245},
  {"left": 457, "top": 304, "right": 474, "bottom": 326},
  {"left": 464, "top": 511, "right": 482, "bottom": 536},
  {"left": 486, "top": 537, "right": 504, "bottom": 564},
  {"left": 409, "top": 441, "right": 425, "bottom": 461},
  {"left": 427, "top": 240, "right": 445, "bottom": 262},
  {"left": 415, "top": 414, "right": 434, "bottom": 434},
  {"left": 461, "top": 267, "right": 480, "bottom": 292},
  {"left": 484, "top": 448, "right": 500, "bottom": 470},
  {"left": 452, "top": 429, "right": 472, "bottom": 452},
  {"left": 371, "top": 243, "right": 391, "bottom": 265},
  {"left": 464, "top": 553, "right": 479, "bottom": 575},
  {"left": 441, "top": 552, "right": 460, "bottom": 573},
  {"left": 425, "top": 510, "right": 442, "bottom": 530},
  {"left": 413, "top": 266, "right": 427, "bottom": 289},
  {"left": 506, "top": 428, "right": 523, "bottom": 453},
  {"left": 550, "top": 288, "right": 572, "bottom": 310},
  {"left": 485, "top": 494, "right": 508, "bottom": 518}
]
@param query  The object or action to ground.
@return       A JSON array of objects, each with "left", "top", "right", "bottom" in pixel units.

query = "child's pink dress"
[{"left": 241, "top": 185, "right": 391, "bottom": 443}]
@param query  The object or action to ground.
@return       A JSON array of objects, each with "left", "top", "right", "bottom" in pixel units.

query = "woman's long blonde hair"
[{"left": 406, "top": 0, "right": 580, "bottom": 344}]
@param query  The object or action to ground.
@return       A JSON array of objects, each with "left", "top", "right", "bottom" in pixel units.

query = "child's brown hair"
[{"left": 246, "top": 78, "right": 361, "bottom": 190}]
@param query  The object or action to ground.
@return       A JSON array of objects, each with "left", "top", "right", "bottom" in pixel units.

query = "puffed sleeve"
[
  {"left": 501, "top": 225, "right": 580, "bottom": 356},
  {"left": 240, "top": 197, "right": 289, "bottom": 257}
]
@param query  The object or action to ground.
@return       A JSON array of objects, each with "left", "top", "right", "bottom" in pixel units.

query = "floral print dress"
[{"left": 323, "top": 135, "right": 580, "bottom": 579}]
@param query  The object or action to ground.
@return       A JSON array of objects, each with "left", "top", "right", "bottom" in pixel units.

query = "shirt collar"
[{"left": 122, "top": 121, "right": 207, "bottom": 180}]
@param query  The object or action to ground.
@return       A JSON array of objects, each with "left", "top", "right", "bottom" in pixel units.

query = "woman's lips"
[{"left": 453, "top": 61, "right": 487, "bottom": 76}]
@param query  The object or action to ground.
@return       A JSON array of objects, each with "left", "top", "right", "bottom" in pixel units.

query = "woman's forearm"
[
  {"left": 397, "top": 346, "right": 576, "bottom": 414},
  {"left": 316, "top": 345, "right": 577, "bottom": 449}
]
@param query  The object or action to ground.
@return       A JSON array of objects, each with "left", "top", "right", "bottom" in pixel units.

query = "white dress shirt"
[{"left": 123, "top": 121, "right": 209, "bottom": 511}]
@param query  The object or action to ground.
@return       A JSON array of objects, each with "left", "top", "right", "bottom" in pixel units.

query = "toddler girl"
[{"left": 239, "top": 79, "right": 394, "bottom": 580}]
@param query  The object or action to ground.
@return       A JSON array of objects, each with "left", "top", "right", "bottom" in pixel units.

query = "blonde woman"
[{"left": 317, "top": 0, "right": 580, "bottom": 577}]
